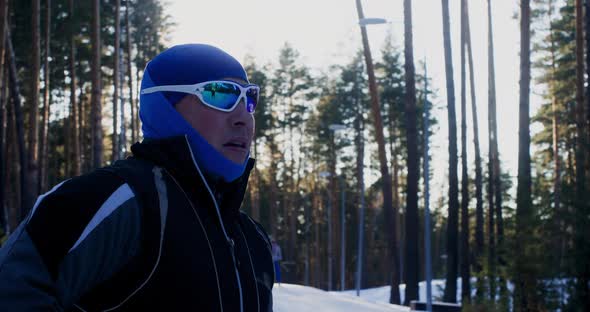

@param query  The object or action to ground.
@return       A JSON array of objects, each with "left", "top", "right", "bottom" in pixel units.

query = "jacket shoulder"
[{"left": 26, "top": 169, "right": 135, "bottom": 279}]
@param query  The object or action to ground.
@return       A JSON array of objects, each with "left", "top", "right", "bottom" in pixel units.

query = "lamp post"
[
  {"left": 423, "top": 63, "right": 433, "bottom": 312},
  {"left": 354, "top": 0, "right": 391, "bottom": 299},
  {"left": 355, "top": 121, "right": 366, "bottom": 297},
  {"left": 319, "top": 170, "right": 332, "bottom": 290},
  {"left": 329, "top": 124, "right": 347, "bottom": 291}
]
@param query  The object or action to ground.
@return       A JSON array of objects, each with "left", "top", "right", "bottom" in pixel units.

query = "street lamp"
[
  {"left": 358, "top": 17, "right": 388, "bottom": 26},
  {"left": 354, "top": 0, "right": 389, "bottom": 298}
]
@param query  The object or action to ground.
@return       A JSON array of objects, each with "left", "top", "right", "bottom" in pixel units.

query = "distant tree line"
[{"left": 0, "top": 0, "right": 171, "bottom": 233}]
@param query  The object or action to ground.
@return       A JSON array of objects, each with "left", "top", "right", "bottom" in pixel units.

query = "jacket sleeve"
[{"left": 0, "top": 171, "right": 142, "bottom": 311}]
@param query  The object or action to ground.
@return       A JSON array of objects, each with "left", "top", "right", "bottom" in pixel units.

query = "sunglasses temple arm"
[{"left": 141, "top": 84, "right": 198, "bottom": 94}]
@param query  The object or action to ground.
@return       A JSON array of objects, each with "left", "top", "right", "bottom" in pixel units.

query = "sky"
[{"left": 166, "top": 0, "right": 539, "bottom": 209}]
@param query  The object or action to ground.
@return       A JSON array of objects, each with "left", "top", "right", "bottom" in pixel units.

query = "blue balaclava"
[{"left": 139, "top": 44, "right": 250, "bottom": 182}]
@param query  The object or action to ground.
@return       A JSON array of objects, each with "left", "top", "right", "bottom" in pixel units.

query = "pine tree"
[
  {"left": 459, "top": 0, "right": 470, "bottom": 304},
  {"left": 402, "top": 0, "right": 419, "bottom": 305},
  {"left": 515, "top": 0, "right": 540, "bottom": 310},
  {"left": 27, "top": 0, "right": 41, "bottom": 213},
  {"left": 485, "top": 0, "right": 498, "bottom": 303},
  {"left": 573, "top": 0, "right": 589, "bottom": 308},
  {"left": 90, "top": 0, "right": 102, "bottom": 168},
  {"left": 0, "top": 0, "right": 7, "bottom": 235},
  {"left": 112, "top": 0, "right": 121, "bottom": 162},
  {"left": 441, "top": 0, "right": 459, "bottom": 303},
  {"left": 68, "top": 0, "right": 80, "bottom": 176},
  {"left": 38, "top": 0, "right": 50, "bottom": 193}
]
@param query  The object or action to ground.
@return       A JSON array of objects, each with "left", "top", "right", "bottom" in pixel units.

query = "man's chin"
[{"left": 221, "top": 147, "right": 248, "bottom": 164}]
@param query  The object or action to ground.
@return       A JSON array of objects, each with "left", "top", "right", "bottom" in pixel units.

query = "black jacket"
[{"left": 0, "top": 136, "right": 274, "bottom": 311}]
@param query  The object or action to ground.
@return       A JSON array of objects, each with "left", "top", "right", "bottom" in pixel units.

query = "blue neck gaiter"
[{"left": 139, "top": 44, "right": 250, "bottom": 182}]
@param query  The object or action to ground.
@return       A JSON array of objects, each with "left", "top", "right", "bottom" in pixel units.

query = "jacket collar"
[{"left": 130, "top": 136, "right": 254, "bottom": 221}]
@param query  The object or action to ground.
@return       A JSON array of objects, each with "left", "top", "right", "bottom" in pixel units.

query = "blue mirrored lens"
[
  {"left": 246, "top": 88, "right": 258, "bottom": 113},
  {"left": 201, "top": 82, "right": 240, "bottom": 109}
]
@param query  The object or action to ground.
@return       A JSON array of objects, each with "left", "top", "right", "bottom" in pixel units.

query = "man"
[
  {"left": 0, "top": 44, "right": 274, "bottom": 311},
  {"left": 271, "top": 238, "right": 282, "bottom": 284}
]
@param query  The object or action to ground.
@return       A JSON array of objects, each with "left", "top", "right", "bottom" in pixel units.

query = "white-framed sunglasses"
[{"left": 141, "top": 80, "right": 259, "bottom": 114}]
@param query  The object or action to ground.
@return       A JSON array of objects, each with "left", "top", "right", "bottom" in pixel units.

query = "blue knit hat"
[
  {"left": 139, "top": 44, "right": 250, "bottom": 182},
  {"left": 144, "top": 44, "right": 249, "bottom": 105}
]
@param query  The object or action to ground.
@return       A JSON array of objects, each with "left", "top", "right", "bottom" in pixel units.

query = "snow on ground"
[
  {"left": 272, "top": 280, "right": 458, "bottom": 311},
  {"left": 274, "top": 278, "right": 571, "bottom": 311},
  {"left": 272, "top": 283, "right": 410, "bottom": 312},
  {"left": 341, "top": 279, "right": 456, "bottom": 305}
]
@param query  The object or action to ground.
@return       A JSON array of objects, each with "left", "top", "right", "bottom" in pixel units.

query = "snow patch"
[{"left": 273, "top": 283, "right": 410, "bottom": 312}]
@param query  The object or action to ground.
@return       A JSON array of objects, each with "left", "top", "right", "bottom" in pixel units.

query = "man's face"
[{"left": 175, "top": 78, "right": 255, "bottom": 164}]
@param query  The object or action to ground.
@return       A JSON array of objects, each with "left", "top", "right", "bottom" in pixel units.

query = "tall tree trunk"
[
  {"left": 304, "top": 190, "right": 311, "bottom": 286},
  {"left": 546, "top": 0, "right": 564, "bottom": 279},
  {"left": 91, "top": 0, "right": 103, "bottom": 168},
  {"left": 316, "top": 198, "right": 322, "bottom": 288},
  {"left": 38, "top": 0, "right": 51, "bottom": 192},
  {"left": 354, "top": 0, "right": 399, "bottom": 304},
  {"left": 69, "top": 0, "right": 80, "bottom": 176},
  {"left": 0, "top": 72, "right": 6, "bottom": 236},
  {"left": 64, "top": 80, "right": 71, "bottom": 176},
  {"left": 7, "top": 29, "right": 28, "bottom": 222},
  {"left": 441, "top": 0, "right": 459, "bottom": 304},
  {"left": 0, "top": 0, "right": 8, "bottom": 235},
  {"left": 487, "top": 0, "right": 500, "bottom": 302},
  {"left": 78, "top": 85, "right": 86, "bottom": 172},
  {"left": 586, "top": 0, "right": 590, "bottom": 145},
  {"left": 392, "top": 130, "right": 402, "bottom": 286},
  {"left": 515, "top": 1, "right": 538, "bottom": 310},
  {"left": 574, "top": 0, "right": 589, "bottom": 308},
  {"left": 465, "top": 0, "right": 482, "bottom": 303},
  {"left": 268, "top": 139, "right": 279, "bottom": 239},
  {"left": 339, "top": 174, "right": 345, "bottom": 291},
  {"left": 468, "top": 0, "right": 484, "bottom": 277},
  {"left": 389, "top": 78, "right": 405, "bottom": 290},
  {"left": 422, "top": 63, "right": 434, "bottom": 311},
  {"left": 459, "top": 0, "right": 470, "bottom": 305},
  {"left": 135, "top": 67, "right": 141, "bottom": 139},
  {"left": 6, "top": 82, "right": 19, "bottom": 231},
  {"left": 27, "top": 0, "right": 41, "bottom": 211},
  {"left": 389, "top": 116, "right": 401, "bottom": 292},
  {"left": 118, "top": 37, "right": 125, "bottom": 157},
  {"left": 112, "top": 0, "right": 120, "bottom": 163},
  {"left": 285, "top": 117, "right": 299, "bottom": 283},
  {"left": 125, "top": 0, "right": 136, "bottom": 144},
  {"left": 492, "top": 66, "right": 505, "bottom": 309},
  {"left": 487, "top": 158, "right": 496, "bottom": 303},
  {"left": 403, "top": 0, "right": 419, "bottom": 305}
]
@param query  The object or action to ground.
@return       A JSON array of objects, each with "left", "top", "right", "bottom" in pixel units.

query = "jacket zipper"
[
  {"left": 184, "top": 136, "right": 244, "bottom": 312},
  {"left": 165, "top": 170, "right": 225, "bottom": 312}
]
